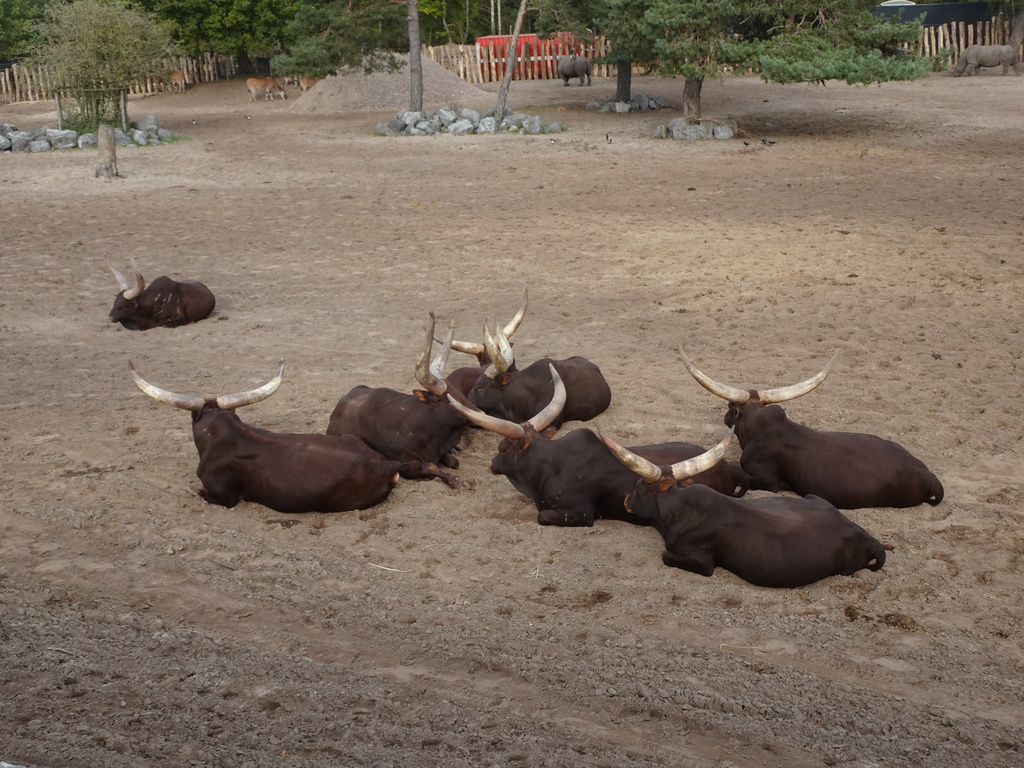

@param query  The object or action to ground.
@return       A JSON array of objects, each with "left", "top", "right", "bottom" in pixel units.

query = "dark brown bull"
[
  {"left": 444, "top": 289, "right": 529, "bottom": 396},
  {"left": 466, "top": 321, "right": 611, "bottom": 429},
  {"left": 447, "top": 366, "right": 748, "bottom": 526},
  {"left": 601, "top": 431, "right": 888, "bottom": 588},
  {"left": 681, "top": 350, "right": 944, "bottom": 509},
  {"left": 326, "top": 314, "right": 471, "bottom": 488},
  {"left": 130, "top": 362, "right": 401, "bottom": 513},
  {"left": 108, "top": 264, "right": 215, "bottom": 330}
]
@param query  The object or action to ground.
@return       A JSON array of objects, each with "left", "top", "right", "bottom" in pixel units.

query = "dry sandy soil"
[{"left": 1, "top": 65, "right": 1023, "bottom": 768}]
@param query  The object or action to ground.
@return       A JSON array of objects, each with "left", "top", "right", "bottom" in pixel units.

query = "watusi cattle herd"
[{"left": 117, "top": 270, "right": 944, "bottom": 588}]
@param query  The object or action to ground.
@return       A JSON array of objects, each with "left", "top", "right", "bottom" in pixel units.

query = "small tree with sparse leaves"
[{"left": 29, "top": 0, "right": 178, "bottom": 133}]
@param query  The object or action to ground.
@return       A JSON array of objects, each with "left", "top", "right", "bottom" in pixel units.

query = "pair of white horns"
[
  {"left": 130, "top": 360, "right": 283, "bottom": 411},
  {"left": 680, "top": 348, "right": 840, "bottom": 405}
]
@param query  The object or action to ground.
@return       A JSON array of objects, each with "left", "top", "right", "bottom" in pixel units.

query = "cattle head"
[
  {"left": 446, "top": 288, "right": 528, "bottom": 365},
  {"left": 130, "top": 360, "right": 283, "bottom": 436},
  {"left": 599, "top": 429, "right": 735, "bottom": 520},
  {"left": 447, "top": 363, "right": 565, "bottom": 472},
  {"left": 679, "top": 348, "right": 839, "bottom": 435},
  {"left": 108, "top": 264, "right": 148, "bottom": 326}
]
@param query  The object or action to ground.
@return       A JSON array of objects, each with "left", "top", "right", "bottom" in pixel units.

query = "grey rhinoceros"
[
  {"left": 951, "top": 44, "right": 1021, "bottom": 77},
  {"left": 557, "top": 54, "right": 592, "bottom": 86}
]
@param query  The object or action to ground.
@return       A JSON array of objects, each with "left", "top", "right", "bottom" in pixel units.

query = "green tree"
[
  {"left": 270, "top": 0, "right": 408, "bottom": 78},
  {"left": 29, "top": 0, "right": 178, "bottom": 131},
  {"left": 0, "top": 0, "right": 52, "bottom": 60},
  {"left": 604, "top": 0, "right": 931, "bottom": 119},
  {"left": 139, "top": 0, "right": 300, "bottom": 65}
]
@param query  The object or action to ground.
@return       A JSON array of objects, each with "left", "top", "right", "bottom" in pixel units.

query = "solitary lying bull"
[
  {"left": 601, "top": 430, "right": 888, "bottom": 588},
  {"left": 131, "top": 362, "right": 401, "bottom": 513},
  {"left": 108, "top": 264, "right": 215, "bottom": 330},
  {"left": 557, "top": 54, "right": 592, "bottom": 86},
  {"left": 951, "top": 44, "right": 1021, "bottom": 77},
  {"left": 680, "top": 349, "right": 944, "bottom": 509}
]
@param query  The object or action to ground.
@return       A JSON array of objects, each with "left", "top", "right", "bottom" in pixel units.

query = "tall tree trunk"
[
  {"left": 682, "top": 77, "right": 703, "bottom": 122},
  {"left": 407, "top": 0, "right": 423, "bottom": 111},
  {"left": 614, "top": 60, "right": 632, "bottom": 103},
  {"left": 1012, "top": 9, "right": 1024, "bottom": 52},
  {"left": 95, "top": 124, "right": 119, "bottom": 179},
  {"left": 494, "top": 0, "right": 528, "bottom": 119}
]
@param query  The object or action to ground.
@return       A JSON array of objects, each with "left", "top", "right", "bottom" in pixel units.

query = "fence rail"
[
  {"left": 0, "top": 52, "right": 237, "bottom": 105},
  {"left": 1, "top": 20, "right": 1018, "bottom": 106}
]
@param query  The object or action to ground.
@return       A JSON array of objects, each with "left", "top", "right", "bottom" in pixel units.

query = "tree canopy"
[
  {"left": 30, "top": 0, "right": 178, "bottom": 88},
  {"left": 602, "top": 0, "right": 933, "bottom": 117},
  {"left": 0, "top": 0, "right": 52, "bottom": 60},
  {"left": 270, "top": 0, "right": 408, "bottom": 78}
]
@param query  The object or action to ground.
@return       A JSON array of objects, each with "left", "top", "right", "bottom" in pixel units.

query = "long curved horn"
[
  {"left": 130, "top": 360, "right": 205, "bottom": 411},
  {"left": 502, "top": 288, "right": 528, "bottom": 338},
  {"left": 123, "top": 263, "right": 145, "bottom": 300},
  {"left": 680, "top": 349, "right": 751, "bottom": 404},
  {"left": 214, "top": 362, "right": 284, "bottom": 410},
  {"left": 447, "top": 288, "right": 529, "bottom": 355},
  {"left": 483, "top": 319, "right": 513, "bottom": 379},
  {"left": 669, "top": 429, "right": 734, "bottom": 481},
  {"left": 415, "top": 313, "right": 452, "bottom": 395},
  {"left": 527, "top": 364, "right": 566, "bottom": 433},
  {"left": 598, "top": 430, "right": 663, "bottom": 484},
  {"left": 111, "top": 265, "right": 133, "bottom": 293},
  {"left": 756, "top": 350, "right": 840, "bottom": 404},
  {"left": 446, "top": 394, "right": 525, "bottom": 439}
]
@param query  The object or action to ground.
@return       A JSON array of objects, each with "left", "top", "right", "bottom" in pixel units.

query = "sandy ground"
[{"left": 1, "top": 67, "right": 1023, "bottom": 768}]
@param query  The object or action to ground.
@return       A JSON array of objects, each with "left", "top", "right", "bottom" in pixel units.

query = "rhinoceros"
[
  {"left": 951, "top": 45, "right": 1021, "bottom": 77},
  {"left": 557, "top": 54, "right": 592, "bottom": 86}
]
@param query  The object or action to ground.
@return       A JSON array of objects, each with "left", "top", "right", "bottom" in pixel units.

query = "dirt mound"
[{"left": 289, "top": 53, "right": 492, "bottom": 114}]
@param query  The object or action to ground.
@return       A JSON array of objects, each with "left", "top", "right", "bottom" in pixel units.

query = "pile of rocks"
[
  {"left": 376, "top": 108, "right": 562, "bottom": 136},
  {"left": 586, "top": 93, "right": 669, "bottom": 113},
  {"left": 653, "top": 117, "right": 738, "bottom": 141},
  {"left": 0, "top": 114, "right": 175, "bottom": 153}
]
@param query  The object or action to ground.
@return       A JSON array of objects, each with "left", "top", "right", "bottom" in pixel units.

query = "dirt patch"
[{"left": 1, "top": 71, "right": 1023, "bottom": 768}]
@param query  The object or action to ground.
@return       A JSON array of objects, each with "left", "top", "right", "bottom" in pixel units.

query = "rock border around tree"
[
  {"left": 375, "top": 108, "right": 562, "bottom": 137},
  {"left": 0, "top": 114, "right": 176, "bottom": 153}
]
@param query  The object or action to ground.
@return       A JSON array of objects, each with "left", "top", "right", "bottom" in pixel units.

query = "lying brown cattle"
[
  {"left": 108, "top": 264, "right": 215, "bottom": 330},
  {"left": 131, "top": 362, "right": 401, "bottom": 513},
  {"left": 467, "top": 320, "right": 611, "bottom": 429},
  {"left": 601, "top": 430, "right": 888, "bottom": 588},
  {"left": 447, "top": 366, "right": 748, "bottom": 526},
  {"left": 444, "top": 289, "right": 529, "bottom": 395},
  {"left": 680, "top": 349, "right": 943, "bottom": 509},
  {"left": 326, "top": 314, "right": 471, "bottom": 488}
]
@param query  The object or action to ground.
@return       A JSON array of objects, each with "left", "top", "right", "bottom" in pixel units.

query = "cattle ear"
[
  {"left": 656, "top": 476, "right": 676, "bottom": 493},
  {"left": 412, "top": 389, "right": 428, "bottom": 402},
  {"left": 678, "top": 478, "right": 695, "bottom": 487},
  {"left": 539, "top": 426, "right": 557, "bottom": 440},
  {"left": 499, "top": 373, "right": 513, "bottom": 387}
]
